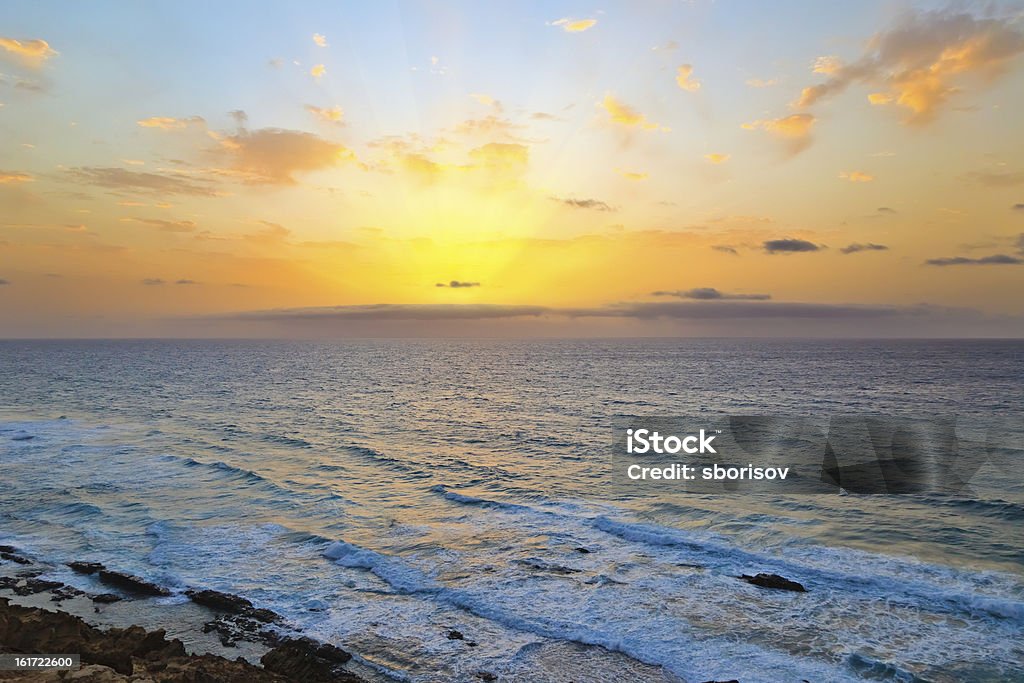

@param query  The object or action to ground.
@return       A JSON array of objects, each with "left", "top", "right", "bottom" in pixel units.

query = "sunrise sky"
[{"left": 2, "top": 0, "right": 1024, "bottom": 337}]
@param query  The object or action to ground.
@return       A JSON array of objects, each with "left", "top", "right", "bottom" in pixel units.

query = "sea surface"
[{"left": 1, "top": 339, "right": 1022, "bottom": 682}]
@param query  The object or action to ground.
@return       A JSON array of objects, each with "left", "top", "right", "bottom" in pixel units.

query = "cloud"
[
  {"left": 676, "top": 64, "right": 701, "bottom": 91},
  {"left": 436, "top": 280, "right": 481, "bottom": 288},
  {"left": 600, "top": 94, "right": 668, "bottom": 131},
  {"left": 841, "top": 242, "right": 889, "bottom": 254},
  {"left": 67, "top": 166, "right": 219, "bottom": 196},
  {"left": 840, "top": 171, "right": 874, "bottom": 182},
  {"left": 966, "top": 169, "right": 1024, "bottom": 187},
  {"left": 552, "top": 197, "right": 614, "bottom": 211},
  {"left": 550, "top": 18, "right": 597, "bottom": 33},
  {"left": 175, "top": 279, "right": 199, "bottom": 285},
  {"left": 124, "top": 217, "right": 198, "bottom": 232},
  {"left": 746, "top": 77, "right": 779, "bottom": 88},
  {"left": 245, "top": 221, "right": 291, "bottom": 244},
  {"left": 0, "top": 279, "right": 9, "bottom": 285},
  {"left": 925, "top": 254, "right": 1022, "bottom": 266},
  {"left": 470, "top": 93, "right": 501, "bottom": 110},
  {"left": 794, "top": 9, "right": 1024, "bottom": 124},
  {"left": 0, "top": 171, "right": 33, "bottom": 184},
  {"left": 310, "top": 64, "right": 326, "bottom": 79},
  {"left": 0, "top": 38, "right": 58, "bottom": 67},
  {"left": 652, "top": 287, "right": 771, "bottom": 301},
  {"left": 142, "top": 278, "right": 165, "bottom": 286},
  {"left": 230, "top": 303, "right": 548, "bottom": 321},
  {"left": 712, "top": 245, "right": 739, "bottom": 255},
  {"left": 137, "top": 116, "right": 205, "bottom": 130},
  {"left": 763, "top": 238, "right": 821, "bottom": 253},
  {"left": 211, "top": 127, "right": 354, "bottom": 184},
  {"left": 305, "top": 104, "right": 344, "bottom": 124},
  {"left": 878, "top": 206, "right": 898, "bottom": 214},
  {"left": 617, "top": 169, "right": 648, "bottom": 181},
  {"left": 313, "top": 33, "right": 328, "bottom": 47},
  {"left": 704, "top": 153, "right": 730, "bottom": 164},
  {"left": 219, "top": 301, "right": 958, "bottom": 325},
  {"left": 741, "top": 114, "right": 815, "bottom": 153},
  {"left": 1012, "top": 203, "right": 1024, "bottom": 211}
]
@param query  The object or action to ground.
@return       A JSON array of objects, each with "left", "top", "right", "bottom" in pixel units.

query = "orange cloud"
[
  {"left": 305, "top": 104, "right": 344, "bottom": 124},
  {"left": 742, "top": 114, "right": 815, "bottom": 153},
  {"left": 704, "top": 153, "right": 730, "bottom": 164},
  {"left": 312, "top": 33, "right": 328, "bottom": 47},
  {"left": 310, "top": 64, "right": 326, "bottom": 79},
  {"left": 840, "top": 171, "right": 874, "bottom": 182},
  {"left": 0, "top": 171, "right": 33, "bottom": 183},
  {"left": 137, "top": 116, "right": 205, "bottom": 130},
  {"left": 795, "top": 10, "right": 1024, "bottom": 124},
  {"left": 676, "top": 64, "right": 701, "bottom": 91},
  {"left": 0, "top": 38, "right": 58, "bottom": 67},
  {"left": 600, "top": 94, "right": 668, "bottom": 131},
  {"left": 212, "top": 128, "right": 354, "bottom": 185},
  {"left": 550, "top": 18, "right": 597, "bottom": 33}
]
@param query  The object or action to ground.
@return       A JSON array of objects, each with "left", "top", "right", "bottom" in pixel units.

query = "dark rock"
[
  {"left": 68, "top": 560, "right": 106, "bottom": 574},
  {"left": 50, "top": 585, "right": 85, "bottom": 601},
  {"left": 477, "top": 673, "right": 497, "bottom": 682},
  {"left": 92, "top": 593, "right": 123, "bottom": 604},
  {"left": 0, "top": 545, "right": 17, "bottom": 553},
  {"left": 261, "top": 636, "right": 359, "bottom": 682},
  {"left": 699, "top": 680, "right": 740, "bottom": 683},
  {"left": 447, "top": 629, "right": 465, "bottom": 640},
  {"left": 575, "top": 547, "right": 592, "bottom": 553},
  {"left": 515, "top": 558, "right": 581, "bottom": 574},
  {"left": 97, "top": 569, "right": 171, "bottom": 596},
  {"left": 186, "top": 588, "right": 255, "bottom": 613},
  {"left": 739, "top": 573, "right": 806, "bottom": 592},
  {"left": 186, "top": 587, "right": 282, "bottom": 624},
  {"left": 0, "top": 550, "right": 31, "bottom": 565}
]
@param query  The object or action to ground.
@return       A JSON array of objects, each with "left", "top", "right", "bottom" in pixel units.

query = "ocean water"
[{"left": 1, "top": 339, "right": 1022, "bottom": 682}]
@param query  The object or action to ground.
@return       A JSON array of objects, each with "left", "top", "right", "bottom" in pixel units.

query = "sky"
[{"left": 2, "top": 0, "right": 1024, "bottom": 337}]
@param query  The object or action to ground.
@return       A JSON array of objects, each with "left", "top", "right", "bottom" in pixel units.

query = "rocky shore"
[{"left": 0, "top": 545, "right": 368, "bottom": 682}]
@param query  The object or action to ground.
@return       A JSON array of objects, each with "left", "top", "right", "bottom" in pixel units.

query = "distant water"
[{"left": 1, "top": 339, "right": 1022, "bottom": 682}]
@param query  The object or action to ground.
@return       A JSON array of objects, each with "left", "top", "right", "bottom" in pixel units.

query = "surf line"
[{"left": 627, "top": 463, "right": 791, "bottom": 480}]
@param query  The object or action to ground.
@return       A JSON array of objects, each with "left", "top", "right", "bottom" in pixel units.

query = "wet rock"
[
  {"left": 0, "top": 549, "right": 31, "bottom": 565},
  {"left": 0, "top": 597, "right": 319, "bottom": 681},
  {"left": 0, "top": 576, "right": 65, "bottom": 596},
  {"left": 476, "top": 672, "right": 498, "bottom": 682},
  {"left": 699, "top": 680, "right": 739, "bottom": 683},
  {"left": 447, "top": 629, "right": 465, "bottom": 640},
  {"left": 515, "top": 557, "right": 581, "bottom": 574},
  {"left": 261, "top": 636, "right": 360, "bottom": 682},
  {"left": 186, "top": 587, "right": 282, "bottom": 624},
  {"left": 97, "top": 569, "right": 171, "bottom": 596},
  {"left": 50, "top": 585, "right": 86, "bottom": 601},
  {"left": 575, "top": 547, "right": 592, "bottom": 553},
  {"left": 739, "top": 573, "right": 806, "bottom": 592},
  {"left": 68, "top": 560, "right": 106, "bottom": 574},
  {"left": 92, "top": 593, "right": 123, "bottom": 604}
]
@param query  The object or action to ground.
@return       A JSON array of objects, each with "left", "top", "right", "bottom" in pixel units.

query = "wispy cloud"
[
  {"left": 0, "top": 37, "right": 58, "bottom": 67},
  {"left": 704, "top": 153, "right": 730, "bottom": 164},
  {"left": 840, "top": 171, "right": 874, "bottom": 183},
  {"left": 67, "top": 167, "right": 219, "bottom": 196},
  {"left": 552, "top": 197, "right": 614, "bottom": 211},
  {"left": 795, "top": 9, "right": 1024, "bottom": 124},
  {"left": 925, "top": 254, "right": 1022, "bottom": 266},
  {"left": 841, "top": 242, "right": 888, "bottom": 254},
  {"left": 550, "top": 17, "right": 597, "bottom": 33},
  {"left": 305, "top": 104, "right": 344, "bottom": 124},
  {"left": 652, "top": 287, "right": 770, "bottom": 301},
  {"left": 0, "top": 171, "right": 33, "bottom": 184},
  {"left": 312, "top": 33, "right": 328, "bottom": 47},
  {"left": 436, "top": 280, "right": 481, "bottom": 288},
  {"left": 137, "top": 116, "right": 205, "bottom": 130},
  {"left": 600, "top": 94, "right": 668, "bottom": 131},
  {"left": 742, "top": 114, "right": 815, "bottom": 154}
]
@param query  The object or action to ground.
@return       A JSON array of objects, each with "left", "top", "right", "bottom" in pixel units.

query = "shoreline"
[{"left": 0, "top": 544, "right": 378, "bottom": 682}]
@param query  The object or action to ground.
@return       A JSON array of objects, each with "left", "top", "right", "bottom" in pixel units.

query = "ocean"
[{"left": 1, "top": 339, "right": 1022, "bottom": 682}]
